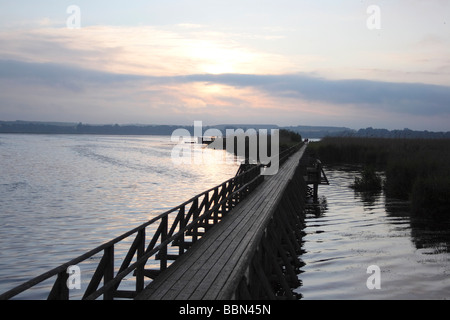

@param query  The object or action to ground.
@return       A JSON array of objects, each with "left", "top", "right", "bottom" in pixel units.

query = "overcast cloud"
[{"left": 1, "top": 1, "right": 449, "bottom": 130}]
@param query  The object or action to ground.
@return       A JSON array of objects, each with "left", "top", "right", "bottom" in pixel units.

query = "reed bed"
[{"left": 309, "top": 137, "right": 450, "bottom": 216}]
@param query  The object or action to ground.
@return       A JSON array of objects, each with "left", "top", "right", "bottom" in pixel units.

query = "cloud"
[
  {"left": 2, "top": 59, "right": 450, "bottom": 121},
  {"left": 177, "top": 73, "right": 450, "bottom": 116},
  {"left": 1, "top": 2, "right": 450, "bottom": 131},
  {"left": 0, "top": 59, "right": 148, "bottom": 96},
  {"left": 0, "top": 25, "right": 302, "bottom": 79}
]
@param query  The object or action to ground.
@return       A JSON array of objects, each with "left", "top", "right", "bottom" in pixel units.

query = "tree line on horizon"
[{"left": 1, "top": 121, "right": 449, "bottom": 139}]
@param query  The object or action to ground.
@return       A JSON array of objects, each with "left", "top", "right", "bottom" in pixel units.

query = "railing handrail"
[
  {"left": 82, "top": 171, "right": 264, "bottom": 300},
  {"left": 0, "top": 142, "right": 303, "bottom": 300}
]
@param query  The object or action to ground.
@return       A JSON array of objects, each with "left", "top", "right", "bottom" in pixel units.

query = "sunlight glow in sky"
[{"left": 0, "top": 0, "right": 449, "bottom": 130}]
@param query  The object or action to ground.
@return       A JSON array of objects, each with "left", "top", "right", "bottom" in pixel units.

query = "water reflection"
[
  {"left": 354, "top": 191, "right": 382, "bottom": 212},
  {"left": 305, "top": 196, "right": 328, "bottom": 218},
  {"left": 385, "top": 195, "right": 450, "bottom": 253},
  {"left": 410, "top": 216, "right": 450, "bottom": 253},
  {"left": 298, "top": 165, "right": 450, "bottom": 299},
  {"left": 351, "top": 167, "right": 450, "bottom": 253},
  {"left": 0, "top": 134, "right": 240, "bottom": 296}
]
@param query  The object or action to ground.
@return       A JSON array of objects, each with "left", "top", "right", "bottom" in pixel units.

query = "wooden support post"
[
  {"left": 262, "top": 235, "right": 295, "bottom": 300},
  {"left": 236, "top": 277, "right": 252, "bottom": 300},
  {"left": 268, "top": 224, "right": 300, "bottom": 288},
  {"left": 251, "top": 246, "right": 277, "bottom": 300},
  {"left": 313, "top": 183, "right": 318, "bottom": 202}
]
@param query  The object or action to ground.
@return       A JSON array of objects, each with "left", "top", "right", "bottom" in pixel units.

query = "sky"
[{"left": 0, "top": 0, "right": 449, "bottom": 131}]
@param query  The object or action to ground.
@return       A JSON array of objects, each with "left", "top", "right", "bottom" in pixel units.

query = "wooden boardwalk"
[
  {"left": 1, "top": 143, "right": 326, "bottom": 300},
  {"left": 136, "top": 145, "right": 308, "bottom": 300}
]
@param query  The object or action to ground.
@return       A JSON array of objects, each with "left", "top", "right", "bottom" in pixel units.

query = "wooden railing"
[{"left": 0, "top": 143, "right": 301, "bottom": 300}]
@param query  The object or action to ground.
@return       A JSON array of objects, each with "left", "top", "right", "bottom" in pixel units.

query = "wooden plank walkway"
[{"left": 136, "top": 145, "right": 307, "bottom": 300}]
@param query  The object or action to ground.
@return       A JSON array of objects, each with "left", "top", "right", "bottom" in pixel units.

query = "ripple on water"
[
  {"left": 0, "top": 135, "right": 240, "bottom": 298},
  {"left": 296, "top": 167, "right": 450, "bottom": 300}
]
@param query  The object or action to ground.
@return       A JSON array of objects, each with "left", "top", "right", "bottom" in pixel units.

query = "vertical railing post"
[
  {"left": 47, "top": 270, "right": 69, "bottom": 300},
  {"left": 160, "top": 215, "right": 168, "bottom": 271},
  {"left": 235, "top": 174, "right": 242, "bottom": 204},
  {"left": 202, "top": 192, "right": 211, "bottom": 231},
  {"left": 103, "top": 246, "right": 114, "bottom": 300},
  {"left": 178, "top": 206, "right": 186, "bottom": 255},
  {"left": 212, "top": 186, "right": 219, "bottom": 225},
  {"left": 219, "top": 182, "right": 228, "bottom": 218},
  {"left": 191, "top": 198, "right": 199, "bottom": 243},
  {"left": 135, "top": 228, "right": 145, "bottom": 293}
]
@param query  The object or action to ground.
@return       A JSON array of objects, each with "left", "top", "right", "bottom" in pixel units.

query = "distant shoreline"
[{"left": 0, "top": 120, "right": 449, "bottom": 139}]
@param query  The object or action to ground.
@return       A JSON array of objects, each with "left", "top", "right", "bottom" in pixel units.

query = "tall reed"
[{"left": 309, "top": 137, "right": 450, "bottom": 216}]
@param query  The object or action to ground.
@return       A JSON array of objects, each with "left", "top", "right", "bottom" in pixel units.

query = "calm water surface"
[
  {"left": 296, "top": 166, "right": 450, "bottom": 300},
  {"left": 0, "top": 134, "right": 240, "bottom": 297},
  {"left": 2, "top": 135, "right": 449, "bottom": 299}
]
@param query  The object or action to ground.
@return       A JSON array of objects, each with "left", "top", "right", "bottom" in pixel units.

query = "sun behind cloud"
[{"left": 184, "top": 35, "right": 273, "bottom": 75}]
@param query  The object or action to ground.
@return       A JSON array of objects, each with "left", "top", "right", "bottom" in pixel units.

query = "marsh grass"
[
  {"left": 351, "top": 166, "right": 383, "bottom": 192},
  {"left": 309, "top": 137, "right": 450, "bottom": 216}
]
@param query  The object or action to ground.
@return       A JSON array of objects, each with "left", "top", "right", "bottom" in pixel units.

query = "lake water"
[
  {"left": 296, "top": 166, "right": 450, "bottom": 300},
  {"left": 0, "top": 134, "right": 240, "bottom": 297},
  {"left": 1, "top": 135, "right": 449, "bottom": 300}
]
